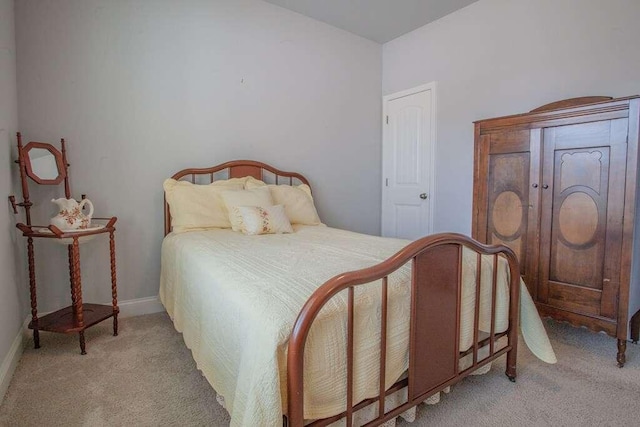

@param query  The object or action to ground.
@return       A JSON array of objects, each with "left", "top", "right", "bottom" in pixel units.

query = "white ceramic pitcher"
[{"left": 50, "top": 198, "right": 94, "bottom": 230}]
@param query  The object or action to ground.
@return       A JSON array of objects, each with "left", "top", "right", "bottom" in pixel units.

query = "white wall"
[
  {"left": 383, "top": 0, "right": 640, "bottom": 234},
  {"left": 15, "top": 0, "right": 382, "bottom": 310},
  {"left": 0, "top": 0, "right": 24, "bottom": 399}
]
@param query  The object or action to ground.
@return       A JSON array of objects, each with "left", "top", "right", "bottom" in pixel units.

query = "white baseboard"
[
  {"left": 116, "top": 295, "right": 165, "bottom": 318},
  {"left": 0, "top": 325, "right": 25, "bottom": 403}
]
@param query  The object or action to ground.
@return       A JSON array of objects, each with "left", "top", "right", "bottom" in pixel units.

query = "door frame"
[{"left": 381, "top": 82, "right": 437, "bottom": 237}]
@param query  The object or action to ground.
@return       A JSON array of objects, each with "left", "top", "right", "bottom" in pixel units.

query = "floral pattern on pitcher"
[
  {"left": 50, "top": 198, "right": 94, "bottom": 231},
  {"left": 59, "top": 207, "right": 91, "bottom": 229}
]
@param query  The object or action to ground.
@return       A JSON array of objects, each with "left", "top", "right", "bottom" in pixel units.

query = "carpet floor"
[{"left": 0, "top": 312, "right": 638, "bottom": 426}]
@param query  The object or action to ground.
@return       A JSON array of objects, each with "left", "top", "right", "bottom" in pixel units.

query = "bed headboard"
[{"left": 164, "top": 160, "right": 311, "bottom": 236}]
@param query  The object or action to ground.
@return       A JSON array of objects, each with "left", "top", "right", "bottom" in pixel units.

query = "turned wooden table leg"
[
  {"left": 110, "top": 230, "right": 119, "bottom": 336},
  {"left": 27, "top": 237, "right": 40, "bottom": 349},
  {"left": 79, "top": 331, "right": 86, "bottom": 355},
  {"left": 67, "top": 245, "right": 78, "bottom": 318},
  {"left": 617, "top": 339, "right": 626, "bottom": 368},
  {"left": 71, "top": 237, "right": 87, "bottom": 355}
]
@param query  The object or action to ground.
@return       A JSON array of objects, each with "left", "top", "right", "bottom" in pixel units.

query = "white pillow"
[
  {"left": 218, "top": 177, "right": 253, "bottom": 187},
  {"left": 233, "top": 205, "right": 293, "bottom": 235},
  {"left": 244, "top": 176, "right": 267, "bottom": 188},
  {"left": 221, "top": 186, "right": 274, "bottom": 231},
  {"left": 246, "top": 180, "right": 321, "bottom": 225},
  {"left": 163, "top": 179, "right": 243, "bottom": 232}
]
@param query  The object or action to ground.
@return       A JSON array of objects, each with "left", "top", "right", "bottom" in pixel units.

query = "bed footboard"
[{"left": 286, "top": 233, "right": 520, "bottom": 427}]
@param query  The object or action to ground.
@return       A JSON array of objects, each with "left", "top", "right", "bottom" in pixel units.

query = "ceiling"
[{"left": 262, "top": 0, "right": 479, "bottom": 44}]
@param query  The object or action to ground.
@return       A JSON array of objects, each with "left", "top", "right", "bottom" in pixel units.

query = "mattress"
[{"left": 160, "top": 225, "right": 555, "bottom": 427}]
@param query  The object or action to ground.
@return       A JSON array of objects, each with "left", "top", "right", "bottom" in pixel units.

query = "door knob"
[{"left": 419, "top": 193, "right": 428, "bottom": 200}]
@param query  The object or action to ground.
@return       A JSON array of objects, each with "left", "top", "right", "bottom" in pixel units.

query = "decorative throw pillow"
[
  {"left": 246, "top": 180, "right": 321, "bottom": 225},
  {"left": 163, "top": 179, "right": 243, "bottom": 232},
  {"left": 221, "top": 186, "right": 274, "bottom": 231},
  {"left": 233, "top": 205, "right": 293, "bottom": 235}
]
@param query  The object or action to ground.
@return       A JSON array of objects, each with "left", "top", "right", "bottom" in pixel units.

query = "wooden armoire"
[{"left": 472, "top": 96, "right": 640, "bottom": 366}]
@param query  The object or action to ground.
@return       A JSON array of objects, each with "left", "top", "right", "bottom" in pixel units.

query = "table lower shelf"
[{"left": 29, "top": 303, "right": 119, "bottom": 333}]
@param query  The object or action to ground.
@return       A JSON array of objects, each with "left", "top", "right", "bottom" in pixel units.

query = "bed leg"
[
  {"left": 617, "top": 339, "right": 626, "bottom": 368},
  {"left": 505, "top": 349, "right": 517, "bottom": 382}
]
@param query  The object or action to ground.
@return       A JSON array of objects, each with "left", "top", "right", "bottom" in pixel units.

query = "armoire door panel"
[
  {"left": 547, "top": 282, "right": 602, "bottom": 317},
  {"left": 487, "top": 153, "right": 528, "bottom": 273},
  {"left": 539, "top": 119, "right": 627, "bottom": 319},
  {"left": 550, "top": 120, "right": 612, "bottom": 149},
  {"left": 489, "top": 131, "right": 531, "bottom": 153},
  {"left": 551, "top": 148, "right": 609, "bottom": 289},
  {"left": 485, "top": 130, "right": 532, "bottom": 279}
]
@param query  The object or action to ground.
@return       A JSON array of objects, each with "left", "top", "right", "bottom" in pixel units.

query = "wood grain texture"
[
  {"left": 473, "top": 96, "right": 640, "bottom": 365},
  {"left": 13, "top": 135, "right": 120, "bottom": 355},
  {"left": 530, "top": 96, "right": 613, "bottom": 112},
  {"left": 286, "top": 233, "right": 520, "bottom": 426},
  {"left": 28, "top": 304, "right": 117, "bottom": 333},
  {"left": 630, "top": 310, "right": 640, "bottom": 343},
  {"left": 21, "top": 140, "right": 67, "bottom": 185},
  {"left": 408, "top": 244, "right": 460, "bottom": 400},
  {"left": 110, "top": 230, "right": 119, "bottom": 336},
  {"left": 164, "top": 160, "right": 311, "bottom": 235},
  {"left": 27, "top": 236, "right": 39, "bottom": 349}
]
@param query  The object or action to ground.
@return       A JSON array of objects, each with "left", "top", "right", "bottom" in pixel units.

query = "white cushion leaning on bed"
[{"left": 160, "top": 225, "right": 556, "bottom": 427}]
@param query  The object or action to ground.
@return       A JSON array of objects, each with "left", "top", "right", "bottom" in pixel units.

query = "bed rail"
[
  {"left": 164, "top": 160, "right": 310, "bottom": 236},
  {"left": 286, "top": 233, "right": 520, "bottom": 427}
]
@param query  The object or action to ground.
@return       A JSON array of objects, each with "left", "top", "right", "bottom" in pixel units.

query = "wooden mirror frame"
[
  {"left": 11, "top": 133, "right": 72, "bottom": 226},
  {"left": 22, "top": 141, "right": 67, "bottom": 185}
]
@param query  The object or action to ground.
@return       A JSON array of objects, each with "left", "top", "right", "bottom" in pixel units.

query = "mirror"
[
  {"left": 23, "top": 142, "right": 66, "bottom": 185},
  {"left": 28, "top": 149, "right": 58, "bottom": 179}
]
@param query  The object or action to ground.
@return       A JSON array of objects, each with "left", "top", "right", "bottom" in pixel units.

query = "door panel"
[
  {"left": 382, "top": 89, "right": 433, "bottom": 239},
  {"left": 539, "top": 120, "right": 627, "bottom": 318}
]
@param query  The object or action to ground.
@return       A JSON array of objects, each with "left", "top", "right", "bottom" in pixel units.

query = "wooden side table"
[
  {"left": 9, "top": 133, "right": 120, "bottom": 354},
  {"left": 16, "top": 218, "right": 119, "bottom": 355}
]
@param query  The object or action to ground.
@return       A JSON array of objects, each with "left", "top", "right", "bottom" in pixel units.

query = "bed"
[{"left": 160, "top": 160, "right": 556, "bottom": 427}]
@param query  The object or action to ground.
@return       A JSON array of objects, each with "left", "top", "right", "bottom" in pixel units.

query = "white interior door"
[{"left": 382, "top": 84, "right": 435, "bottom": 240}]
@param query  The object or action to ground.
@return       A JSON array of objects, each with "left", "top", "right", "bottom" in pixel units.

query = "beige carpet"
[{"left": 0, "top": 312, "right": 638, "bottom": 426}]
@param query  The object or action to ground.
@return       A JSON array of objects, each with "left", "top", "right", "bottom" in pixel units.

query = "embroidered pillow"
[
  {"left": 163, "top": 179, "right": 243, "bottom": 233},
  {"left": 245, "top": 181, "right": 321, "bottom": 225},
  {"left": 221, "top": 186, "right": 274, "bottom": 231},
  {"left": 233, "top": 205, "right": 293, "bottom": 235}
]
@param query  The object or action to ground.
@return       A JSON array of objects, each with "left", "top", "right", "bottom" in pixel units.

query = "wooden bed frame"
[{"left": 164, "top": 160, "right": 520, "bottom": 427}]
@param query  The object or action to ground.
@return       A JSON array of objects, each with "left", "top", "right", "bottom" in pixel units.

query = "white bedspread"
[{"left": 160, "top": 226, "right": 556, "bottom": 427}]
